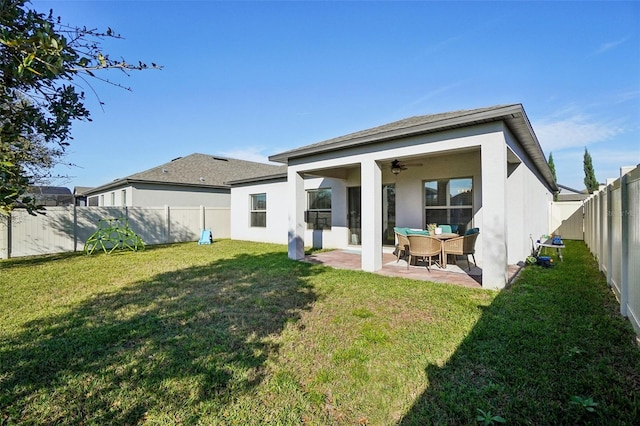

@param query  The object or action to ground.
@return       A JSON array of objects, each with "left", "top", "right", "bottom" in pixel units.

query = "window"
[
  {"left": 424, "top": 178, "right": 473, "bottom": 232},
  {"left": 121, "top": 190, "right": 127, "bottom": 206},
  {"left": 306, "top": 188, "right": 331, "bottom": 230},
  {"left": 110, "top": 192, "right": 115, "bottom": 206},
  {"left": 250, "top": 193, "right": 267, "bottom": 227}
]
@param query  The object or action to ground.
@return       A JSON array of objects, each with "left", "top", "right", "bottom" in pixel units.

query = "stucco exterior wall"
[
  {"left": 230, "top": 177, "right": 350, "bottom": 248},
  {"left": 504, "top": 126, "right": 554, "bottom": 263},
  {"left": 390, "top": 150, "right": 482, "bottom": 229},
  {"left": 89, "top": 183, "right": 231, "bottom": 208},
  {"left": 304, "top": 177, "right": 348, "bottom": 249},
  {"left": 230, "top": 180, "right": 289, "bottom": 244}
]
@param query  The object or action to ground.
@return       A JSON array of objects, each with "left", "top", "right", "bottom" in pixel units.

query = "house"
[
  {"left": 25, "top": 186, "right": 74, "bottom": 206},
  {"left": 73, "top": 186, "right": 93, "bottom": 206},
  {"left": 229, "top": 104, "right": 557, "bottom": 290},
  {"left": 83, "top": 153, "right": 285, "bottom": 208},
  {"left": 557, "top": 184, "right": 589, "bottom": 201}
]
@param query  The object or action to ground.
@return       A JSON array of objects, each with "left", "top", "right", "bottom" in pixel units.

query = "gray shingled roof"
[
  {"left": 28, "top": 186, "right": 72, "bottom": 195},
  {"left": 268, "top": 104, "right": 557, "bottom": 191},
  {"left": 85, "top": 153, "right": 285, "bottom": 195},
  {"left": 270, "top": 105, "right": 509, "bottom": 162}
]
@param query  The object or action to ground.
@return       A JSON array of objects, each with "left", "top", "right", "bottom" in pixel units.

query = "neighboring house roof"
[
  {"left": 25, "top": 186, "right": 73, "bottom": 206},
  {"left": 73, "top": 186, "right": 93, "bottom": 196},
  {"left": 269, "top": 104, "right": 557, "bottom": 191},
  {"left": 557, "top": 184, "right": 586, "bottom": 195},
  {"left": 84, "top": 153, "right": 285, "bottom": 195},
  {"left": 557, "top": 184, "right": 589, "bottom": 201},
  {"left": 28, "top": 186, "right": 72, "bottom": 196}
]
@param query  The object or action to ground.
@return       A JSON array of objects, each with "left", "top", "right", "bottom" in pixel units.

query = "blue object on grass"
[{"left": 198, "top": 229, "right": 213, "bottom": 245}]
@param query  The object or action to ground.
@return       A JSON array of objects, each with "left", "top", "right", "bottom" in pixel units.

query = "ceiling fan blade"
[{"left": 390, "top": 159, "right": 421, "bottom": 169}]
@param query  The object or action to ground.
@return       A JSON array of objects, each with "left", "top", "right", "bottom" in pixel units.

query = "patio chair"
[
  {"left": 442, "top": 229, "right": 479, "bottom": 270},
  {"left": 407, "top": 234, "right": 442, "bottom": 271},
  {"left": 437, "top": 224, "right": 453, "bottom": 233},
  {"left": 394, "top": 231, "right": 411, "bottom": 263}
]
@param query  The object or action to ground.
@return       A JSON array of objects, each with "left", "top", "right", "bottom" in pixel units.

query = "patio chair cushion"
[
  {"left": 438, "top": 224, "right": 452, "bottom": 233},
  {"left": 407, "top": 229, "right": 430, "bottom": 236},
  {"left": 464, "top": 227, "right": 479, "bottom": 235},
  {"left": 394, "top": 227, "right": 409, "bottom": 236}
]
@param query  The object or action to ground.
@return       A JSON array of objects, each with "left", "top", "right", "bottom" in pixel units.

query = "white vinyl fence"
[
  {"left": 0, "top": 205, "right": 230, "bottom": 259},
  {"left": 584, "top": 165, "right": 640, "bottom": 335},
  {"left": 549, "top": 200, "right": 584, "bottom": 240}
]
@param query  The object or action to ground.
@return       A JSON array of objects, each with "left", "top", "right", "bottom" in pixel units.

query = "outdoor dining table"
[
  {"left": 432, "top": 232, "right": 459, "bottom": 240},
  {"left": 432, "top": 233, "right": 459, "bottom": 268}
]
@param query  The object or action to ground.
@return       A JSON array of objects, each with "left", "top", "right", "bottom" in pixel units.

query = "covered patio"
[
  {"left": 304, "top": 249, "right": 523, "bottom": 289},
  {"left": 264, "top": 104, "right": 556, "bottom": 290}
]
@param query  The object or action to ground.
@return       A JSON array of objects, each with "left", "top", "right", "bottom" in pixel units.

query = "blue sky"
[{"left": 33, "top": 0, "right": 640, "bottom": 191}]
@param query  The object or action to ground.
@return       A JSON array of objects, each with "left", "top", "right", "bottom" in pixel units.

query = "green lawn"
[{"left": 1, "top": 240, "right": 638, "bottom": 425}]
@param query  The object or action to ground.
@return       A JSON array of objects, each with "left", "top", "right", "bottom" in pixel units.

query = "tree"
[
  {"left": 548, "top": 152, "right": 558, "bottom": 201},
  {"left": 1, "top": 0, "right": 160, "bottom": 215},
  {"left": 583, "top": 147, "right": 598, "bottom": 194}
]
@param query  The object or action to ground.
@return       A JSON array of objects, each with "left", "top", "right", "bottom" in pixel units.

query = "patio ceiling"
[{"left": 295, "top": 147, "right": 481, "bottom": 180}]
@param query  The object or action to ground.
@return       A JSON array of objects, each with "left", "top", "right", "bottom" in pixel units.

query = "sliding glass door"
[
  {"left": 347, "top": 187, "right": 361, "bottom": 245},
  {"left": 348, "top": 184, "right": 396, "bottom": 246},
  {"left": 382, "top": 184, "right": 396, "bottom": 245}
]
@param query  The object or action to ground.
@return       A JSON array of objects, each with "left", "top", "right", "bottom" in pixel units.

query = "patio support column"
[
  {"left": 361, "top": 159, "right": 382, "bottom": 272},
  {"left": 287, "top": 169, "right": 305, "bottom": 260},
  {"left": 481, "top": 139, "right": 509, "bottom": 289}
]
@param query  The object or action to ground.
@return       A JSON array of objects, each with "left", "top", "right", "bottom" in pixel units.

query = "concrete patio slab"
[{"left": 304, "top": 249, "right": 522, "bottom": 289}]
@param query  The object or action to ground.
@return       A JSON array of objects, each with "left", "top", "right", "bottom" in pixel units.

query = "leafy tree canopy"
[{"left": 0, "top": 0, "right": 160, "bottom": 215}]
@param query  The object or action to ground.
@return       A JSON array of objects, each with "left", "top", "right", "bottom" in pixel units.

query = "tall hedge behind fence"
[
  {"left": 584, "top": 165, "right": 640, "bottom": 335},
  {"left": 0, "top": 206, "right": 230, "bottom": 259}
]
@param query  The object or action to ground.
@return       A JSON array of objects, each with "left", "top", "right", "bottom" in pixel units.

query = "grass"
[{"left": 1, "top": 240, "right": 639, "bottom": 425}]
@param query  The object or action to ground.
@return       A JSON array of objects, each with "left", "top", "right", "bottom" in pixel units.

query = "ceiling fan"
[
  {"left": 389, "top": 159, "right": 422, "bottom": 175},
  {"left": 390, "top": 159, "right": 407, "bottom": 175}
]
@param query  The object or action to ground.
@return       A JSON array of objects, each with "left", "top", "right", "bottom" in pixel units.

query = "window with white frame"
[
  {"left": 121, "top": 190, "right": 127, "bottom": 206},
  {"left": 306, "top": 188, "right": 331, "bottom": 230},
  {"left": 250, "top": 193, "right": 267, "bottom": 227},
  {"left": 424, "top": 178, "right": 473, "bottom": 232}
]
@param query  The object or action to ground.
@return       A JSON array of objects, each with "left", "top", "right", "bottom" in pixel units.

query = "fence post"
[
  {"left": 620, "top": 173, "right": 629, "bottom": 317},
  {"left": 606, "top": 183, "right": 613, "bottom": 286},
  {"left": 73, "top": 204, "right": 78, "bottom": 252},
  {"left": 598, "top": 187, "right": 609, "bottom": 272},
  {"left": 165, "top": 205, "right": 171, "bottom": 243},
  {"left": 0, "top": 214, "right": 11, "bottom": 259}
]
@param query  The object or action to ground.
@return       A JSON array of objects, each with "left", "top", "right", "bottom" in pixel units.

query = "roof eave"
[
  {"left": 505, "top": 108, "right": 558, "bottom": 192},
  {"left": 83, "top": 179, "right": 230, "bottom": 196},
  {"left": 269, "top": 104, "right": 524, "bottom": 163},
  {"left": 226, "top": 173, "right": 288, "bottom": 186},
  {"left": 269, "top": 104, "right": 557, "bottom": 192}
]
